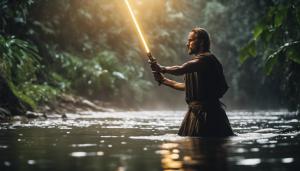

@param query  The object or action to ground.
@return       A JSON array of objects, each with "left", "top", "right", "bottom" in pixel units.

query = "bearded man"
[{"left": 150, "top": 28, "right": 234, "bottom": 137}]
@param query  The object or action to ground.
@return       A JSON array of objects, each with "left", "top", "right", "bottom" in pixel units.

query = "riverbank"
[
  {"left": 36, "top": 94, "right": 116, "bottom": 114},
  {"left": 0, "top": 93, "right": 117, "bottom": 122}
]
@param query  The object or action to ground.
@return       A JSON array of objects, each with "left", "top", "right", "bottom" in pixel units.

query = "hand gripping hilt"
[{"left": 146, "top": 52, "right": 161, "bottom": 86}]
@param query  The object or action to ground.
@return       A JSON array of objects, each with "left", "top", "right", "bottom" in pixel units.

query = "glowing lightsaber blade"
[{"left": 124, "top": 0, "right": 156, "bottom": 62}]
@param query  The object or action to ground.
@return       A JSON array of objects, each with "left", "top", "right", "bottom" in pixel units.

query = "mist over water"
[{"left": 0, "top": 110, "right": 299, "bottom": 171}]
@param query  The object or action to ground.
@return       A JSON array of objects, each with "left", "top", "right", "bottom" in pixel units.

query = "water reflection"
[
  {"left": 159, "top": 138, "right": 229, "bottom": 171},
  {"left": 0, "top": 110, "right": 299, "bottom": 171}
]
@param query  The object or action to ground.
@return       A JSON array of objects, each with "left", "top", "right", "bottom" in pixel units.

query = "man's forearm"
[
  {"left": 162, "top": 66, "right": 186, "bottom": 76},
  {"left": 161, "top": 77, "right": 185, "bottom": 91},
  {"left": 151, "top": 58, "right": 200, "bottom": 76}
]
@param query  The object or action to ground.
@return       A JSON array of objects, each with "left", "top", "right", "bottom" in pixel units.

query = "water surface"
[{"left": 0, "top": 110, "right": 299, "bottom": 171}]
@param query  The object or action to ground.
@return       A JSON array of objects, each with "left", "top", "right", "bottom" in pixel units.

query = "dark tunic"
[{"left": 178, "top": 53, "right": 234, "bottom": 137}]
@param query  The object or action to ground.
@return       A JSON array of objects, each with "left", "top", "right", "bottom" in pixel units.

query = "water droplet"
[
  {"left": 161, "top": 143, "right": 178, "bottom": 149},
  {"left": 70, "top": 152, "right": 87, "bottom": 157},
  {"left": 235, "top": 148, "right": 247, "bottom": 153},
  {"left": 256, "top": 139, "right": 268, "bottom": 144},
  {"left": 96, "top": 151, "right": 104, "bottom": 156},
  {"left": 183, "top": 156, "right": 192, "bottom": 161},
  {"left": 4, "top": 161, "right": 11, "bottom": 167},
  {"left": 250, "top": 148, "right": 259, "bottom": 152},
  {"left": 0, "top": 145, "right": 8, "bottom": 149},
  {"left": 281, "top": 158, "right": 294, "bottom": 163},
  {"left": 71, "top": 144, "right": 97, "bottom": 147},
  {"left": 268, "top": 144, "right": 276, "bottom": 148},
  {"left": 27, "top": 160, "right": 36, "bottom": 165},
  {"left": 172, "top": 149, "right": 180, "bottom": 154},
  {"left": 237, "top": 158, "right": 261, "bottom": 166}
]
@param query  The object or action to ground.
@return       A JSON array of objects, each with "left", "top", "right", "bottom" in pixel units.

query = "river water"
[{"left": 0, "top": 110, "right": 299, "bottom": 171}]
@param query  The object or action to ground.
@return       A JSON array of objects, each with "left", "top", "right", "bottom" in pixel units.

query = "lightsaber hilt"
[
  {"left": 146, "top": 52, "right": 156, "bottom": 63},
  {"left": 147, "top": 52, "right": 162, "bottom": 86}
]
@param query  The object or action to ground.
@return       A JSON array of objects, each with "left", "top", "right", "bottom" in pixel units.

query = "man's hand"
[
  {"left": 152, "top": 71, "right": 165, "bottom": 84},
  {"left": 148, "top": 60, "right": 165, "bottom": 73}
]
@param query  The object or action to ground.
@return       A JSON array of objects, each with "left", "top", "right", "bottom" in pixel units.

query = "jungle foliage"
[
  {"left": 240, "top": 0, "right": 300, "bottom": 111},
  {"left": 0, "top": 0, "right": 299, "bottom": 114}
]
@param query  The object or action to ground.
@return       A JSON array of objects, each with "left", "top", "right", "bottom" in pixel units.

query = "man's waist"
[
  {"left": 188, "top": 99, "right": 220, "bottom": 109},
  {"left": 187, "top": 98, "right": 219, "bottom": 104}
]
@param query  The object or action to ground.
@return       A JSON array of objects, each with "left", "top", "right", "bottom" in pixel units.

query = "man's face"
[{"left": 186, "top": 32, "right": 199, "bottom": 55}]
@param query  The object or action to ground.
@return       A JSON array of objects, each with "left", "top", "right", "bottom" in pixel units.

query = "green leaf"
[
  {"left": 264, "top": 55, "right": 278, "bottom": 75},
  {"left": 287, "top": 45, "right": 300, "bottom": 64},
  {"left": 274, "top": 13, "right": 284, "bottom": 27},
  {"left": 239, "top": 40, "right": 256, "bottom": 63},
  {"left": 274, "top": 6, "right": 287, "bottom": 28},
  {"left": 7, "top": 81, "right": 36, "bottom": 109},
  {"left": 253, "top": 24, "right": 264, "bottom": 40}
]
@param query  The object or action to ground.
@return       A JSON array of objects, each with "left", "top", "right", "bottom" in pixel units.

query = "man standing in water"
[{"left": 149, "top": 28, "right": 234, "bottom": 137}]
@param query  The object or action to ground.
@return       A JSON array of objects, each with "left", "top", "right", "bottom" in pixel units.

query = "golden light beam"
[{"left": 124, "top": 0, "right": 150, "bottom": 53}]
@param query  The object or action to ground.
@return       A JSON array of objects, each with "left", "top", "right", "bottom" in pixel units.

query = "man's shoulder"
[
  {"left": 194, "top": 52, "right": 214, "bottom": 58},
  {"left": 191, "top": 53, "right": 213, "bottom": 62}
]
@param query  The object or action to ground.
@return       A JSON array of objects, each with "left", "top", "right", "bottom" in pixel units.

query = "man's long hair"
[{"left": 192, "top": 28, "right": 211, "bottom": 52}]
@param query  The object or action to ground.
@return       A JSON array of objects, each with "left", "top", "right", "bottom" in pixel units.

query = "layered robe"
[{"left": 178, "top": 53, "right": 234, "bottom": 137}]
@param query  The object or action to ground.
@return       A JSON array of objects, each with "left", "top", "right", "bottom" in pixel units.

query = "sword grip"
[
  {"left": 146, "top": 52, "right": 156, "bottom": 63},
  {"left": 147, "top": 52, "right": 161, "bottom": 86}
]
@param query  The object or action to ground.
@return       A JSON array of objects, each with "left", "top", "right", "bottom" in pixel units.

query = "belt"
[
  {"left": 188, "top": 101, "right": 207, "bottom": 122},
  {"left": 188, "top": 101, "right": 204, "bottom": 111}
]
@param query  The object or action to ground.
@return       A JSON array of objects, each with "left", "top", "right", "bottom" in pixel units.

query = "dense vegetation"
[
  {"left": 240, "top": 0, "right": 300, "bottom": 111},
  {"left": 0, "top": 0, "right": 299, "bottom": 115}
]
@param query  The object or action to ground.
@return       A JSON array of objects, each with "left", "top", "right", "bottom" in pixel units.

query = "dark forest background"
[{"left": 1, "top": 0, "right": 300, "bottom": 115}]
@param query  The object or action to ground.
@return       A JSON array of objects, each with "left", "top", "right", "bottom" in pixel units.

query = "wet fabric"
[
  {"left": 180, "top": 53, "right": 233, "bottom": 137},
  {"left": 178, "top": 100, "right": 234, "bottom": 137},
  {"left": 185, "top": 54, "right": 228, "bottom": 103}
]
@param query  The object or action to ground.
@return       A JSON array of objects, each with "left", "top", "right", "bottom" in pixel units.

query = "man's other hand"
[{"left": 152, "top": 71, "right": 165, "bottom": 84}]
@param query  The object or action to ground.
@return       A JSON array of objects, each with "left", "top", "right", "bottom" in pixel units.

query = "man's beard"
[{"left": 188, "top": 47, "right": 198, "bottom": 55}]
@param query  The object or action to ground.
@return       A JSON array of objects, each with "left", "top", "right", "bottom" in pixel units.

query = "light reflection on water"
[{"left": 0, "top": 110, "right": 299, "bottom": 171}]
